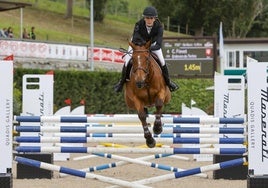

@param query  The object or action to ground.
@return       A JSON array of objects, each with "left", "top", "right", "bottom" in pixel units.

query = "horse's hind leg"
[
  {"left": 138, "top": 110, "right": 156, "bottom": 148},
  {"left": 153, "top": 98, "right": 163, "bottom": 135}
]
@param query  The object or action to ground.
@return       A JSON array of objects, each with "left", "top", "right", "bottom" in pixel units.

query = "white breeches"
[
  {"left": 124, "top": 45, "right": 166, "bottom": 67},
  {"left": 123, "top": 46, "right": 133, "bottom": 67},
  {"left": 152, "top": 48, "right": 165, "bottom": 66}
]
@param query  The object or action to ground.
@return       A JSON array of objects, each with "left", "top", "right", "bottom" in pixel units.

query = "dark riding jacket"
[{"left": 132, "top": 18, "right": 163, "bottom": 51}]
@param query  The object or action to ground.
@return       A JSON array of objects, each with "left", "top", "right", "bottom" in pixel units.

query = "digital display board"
[{"left": 162, "top": 37, "right": 217, "bottom": 78}]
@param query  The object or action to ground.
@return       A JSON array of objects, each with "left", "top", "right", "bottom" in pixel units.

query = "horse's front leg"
[
  {"left": 138, "top": 110, "right": 156, "bottom": 148},
  {"left": 153, "top": 98, "right": 164, "bottom": 135}
]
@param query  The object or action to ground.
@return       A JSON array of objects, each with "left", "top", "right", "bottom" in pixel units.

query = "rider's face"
[{"left": 144, "top": 16, "right": 155, "bottom": 27}]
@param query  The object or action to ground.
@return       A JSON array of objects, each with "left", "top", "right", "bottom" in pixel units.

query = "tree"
[
  {"left": 219, "top": 0, "right": 263, "bottom": 38},
  {"left": 149, "top": 0, "right": 264, "bottom": 38},
  {"left": 86, "top": 0, "right": 107, "bottom": 22},
  {"left": 105, "top": 0, "right": 128, "bottom": 16},
  {"left": 149, "top": 0, "right": 221, "bottom": 36},
  {"left": 65, "top": 0, "right": 73, "bottom": 19},
  {"left": 246, "top": 0, "right": 268, "bottom": 37}
]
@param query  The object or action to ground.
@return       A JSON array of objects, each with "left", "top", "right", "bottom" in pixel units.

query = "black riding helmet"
[{"left": 143, "top": 6, "right": 158, "bottom": 17}]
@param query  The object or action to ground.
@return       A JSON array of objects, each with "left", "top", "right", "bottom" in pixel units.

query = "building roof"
[
  {"left": 224, "top": 38, "right": 268, "bottom": 44},
  {"left": 0, "top": 1, "right": 31, "bottom": 12}
]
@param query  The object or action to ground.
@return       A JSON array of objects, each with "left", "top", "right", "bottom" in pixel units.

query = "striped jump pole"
[
  {"left": 93, "top": 152, "right": 208, "bottom": 177},
  {"left": 60, "top": 153, "right": 207, "bottom": 178},
  {"left": 15, "top": 146, "right": 247, "bottom": 155},
  {"left": 14, "top": 136, "right": 246, "bottom": 145},
  {"left": 14, "top": 156, "right": 151, "bottom": 188},
  {"left": 61, "top": 154, "right": 172, "bottom": 175},
  {"left": 53, "top": 133, "right": 213, "bottom": 138},
  {"left": 14, "top": 115, "right": 245, "bottom": 124},
  {"left": 108, "top": 157, "right": 247, "bottom": 188},
  {"left": 73, "top": 152, "right": 191, "bottom": 162},
  {"left": 14, "top": 126, "right": 246, "bottom": 134}
]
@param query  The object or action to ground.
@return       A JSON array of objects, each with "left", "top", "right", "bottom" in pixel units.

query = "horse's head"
[{"left": 129, "top": 41, "right": 151, "bottom": 89}]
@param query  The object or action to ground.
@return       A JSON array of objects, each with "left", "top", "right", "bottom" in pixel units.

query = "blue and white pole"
[
  {"left": 15, "top": 146, "right": 247, "bottom": 155},
  {"left": 14, "top": 115, "right": 245, "bottom": 124},
  {"left": 14, "top": 136, "right": 246, "bottom": 145},
  {"left": 108, "top": 157, "right": 247, "bottom": 187},
  {"left": 14, "top": 125, "right": 245, "bottom": 134},
  {"left": 14, "top": 156, "right": 150, "bottom": 188}
]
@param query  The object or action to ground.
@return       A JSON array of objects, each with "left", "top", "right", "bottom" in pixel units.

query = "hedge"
[{"left": 13, "top": 68, "right": 214, "bottom": 115}]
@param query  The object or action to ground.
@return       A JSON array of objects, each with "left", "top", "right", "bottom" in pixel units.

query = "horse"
[{"left": 124, "top": 41, "right": 171, "bottom": 148}]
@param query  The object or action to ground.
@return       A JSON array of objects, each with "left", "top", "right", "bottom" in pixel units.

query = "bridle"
[{"left": 132, "top": 49, "right": 151, "bottom": 77}]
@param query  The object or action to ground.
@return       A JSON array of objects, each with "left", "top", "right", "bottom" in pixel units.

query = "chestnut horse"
[{"left": 124, "top": 41, "right": 171, "bottom": 148}]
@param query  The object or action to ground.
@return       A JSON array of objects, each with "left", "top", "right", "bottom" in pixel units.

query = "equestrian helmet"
[{"left": 143, "top": 6, "right": 158, "bottom": 17}]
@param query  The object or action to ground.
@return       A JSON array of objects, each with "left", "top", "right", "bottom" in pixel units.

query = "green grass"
[
  {"left": 28, "top": 0, "right": 90, "bottom": 17},
  {"left": 0, "top": 0, "right": 186, "bottom": 48}
]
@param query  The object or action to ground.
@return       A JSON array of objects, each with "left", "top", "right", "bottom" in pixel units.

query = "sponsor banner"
[
  {"left": 114, "top": 50, "right": 124, "bottom": 63},
  {"left": 47, "top": 44, "right": 87, "bottom": 60},
  {"left": 88, "top": 47, "right": 124, "bottom": 63},
  {"left": 214, "top": 74, "right": 245, "bottom": 119},
  {"left": 0, "top": 40, "right": 87, "bottom": 60},
  {"left": 0, "top": 61, "right": 13, "bottom": 173},
  {"left": 21, "top": 74, "right": 54, "bottom": 147},
  {"left": 247, "top": 57, "right": 268, "bottom": 175},
  {"left": 0, "top": 40, "right": 47, "bottom": 58},
  {"left": 214, "top": 74, "right": 245, "bottom": 151},
  {"left": 0, "top": 39, "right": 124, "bottom": 63},
  {"left": 91, "top": 48, "right": 101, "bottom": 61},
  {"left": 22, "top": 74, "right": 54, "bottom": 116},
  {"left": 102, "top": 48, "right": 113, "bottom": 62}
]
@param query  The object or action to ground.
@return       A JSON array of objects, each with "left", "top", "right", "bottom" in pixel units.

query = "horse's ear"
[{"left": 145, "top": 41, "right": 151, "bottom": 49}]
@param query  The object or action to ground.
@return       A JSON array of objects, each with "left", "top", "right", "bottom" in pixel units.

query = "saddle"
[{"left": 150, "top": 53, "right": 162, "bottom": 68}]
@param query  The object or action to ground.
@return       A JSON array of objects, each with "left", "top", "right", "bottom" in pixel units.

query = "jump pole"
[
  {"left": 93, "top": 152, "right": 208, "bottom": 177},
  {"left": 41, "top": 133, "right": 214, "bottom": 138},
  {"left": 14, "top": 115, "right": 245, "bottom": 124},
  {"left": 60, "top": 153, "right": 172, "bottom": 177},
  {"left": 14, "top": 136, "right": 246, "bottom": 145},
  {"left": 60, "top": 153, "right": 207, "bottom": 178},
  {"left": 15, "top": 146, "right": 247, "bottom": 155},
  {"left": 14, "top": 125, "right": 246, "bottom": 134},
  {"left": 14, "top": 156, "right": 151, "bottom": 188},
  {"left": 73, "top": 146, "right": 190, "bottom": 162},
  {"left": 108, "top": 157, "right": 247, "bottom": 188}
]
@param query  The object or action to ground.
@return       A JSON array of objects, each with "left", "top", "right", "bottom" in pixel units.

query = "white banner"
[
  {"left": 214, "top": 73, "right": 245, "bottom": 118},
  {"left": 0, "top": 40, "right": 47, "bottom": 58},
  {"left": 0, "top": 39, "right": 124, "bottom": 63},
  {"left": 0, "top": 61, "right": 13, "bottom": 173},
  {"left": 247, "top": 57, "right": 268, "bottom": 175},
  {"left": 47, "top": 43, "right": 87, "bottom": 60},
  {"left": 214, "top": 73, "right": 245, "bottom": 150},
  {"left": 21, "top": 74, "right": 54, "bottom": 147}
]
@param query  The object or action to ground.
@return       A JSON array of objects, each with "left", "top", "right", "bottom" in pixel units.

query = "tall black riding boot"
[
  {"left": 114, "top": 65, "right": 127, "bottom": 92},
  {"left": 161, "top": 65, "right": 179, "bottom": 92},
  {"left": 114, "top": 63, "right": 132, "bottom": 92}
]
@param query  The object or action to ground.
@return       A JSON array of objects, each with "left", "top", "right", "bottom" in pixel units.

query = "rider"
[{"left": 114, "top": 6, "right": 179, "bottom": 92}]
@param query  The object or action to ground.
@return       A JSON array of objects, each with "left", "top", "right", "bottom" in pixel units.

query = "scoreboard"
[{"left": 162, "top": 37, "right": 217, "bottom": 78}]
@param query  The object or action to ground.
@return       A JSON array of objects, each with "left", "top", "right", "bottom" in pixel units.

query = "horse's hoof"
[{"left": 146, "top": 137, "right": 156, "bottom": 148}]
